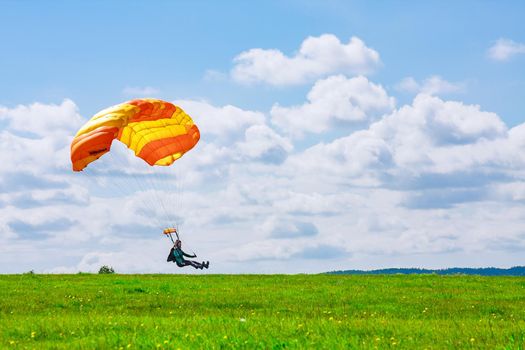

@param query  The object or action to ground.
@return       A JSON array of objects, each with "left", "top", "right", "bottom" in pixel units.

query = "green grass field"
[{"left": 1, "top": 274, "right": 524, "bottom": 349}]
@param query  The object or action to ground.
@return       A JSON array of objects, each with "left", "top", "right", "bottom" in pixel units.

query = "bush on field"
[{"left": 98, "top": 265, "right": 115, "bottom": 274}]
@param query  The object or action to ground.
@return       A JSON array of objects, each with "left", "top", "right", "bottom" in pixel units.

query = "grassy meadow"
[{"left": 0, "top": 274, "right": 524, "bottom": 349}]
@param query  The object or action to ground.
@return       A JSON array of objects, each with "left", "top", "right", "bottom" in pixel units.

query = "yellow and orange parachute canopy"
[{"left": 70, "top": 98, "right": 200, "bottom": 171}]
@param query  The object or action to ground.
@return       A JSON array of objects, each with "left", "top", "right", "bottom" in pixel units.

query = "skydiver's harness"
[
  {"left": 164, "top": 228, "right": 181, "bottom": 264},
  {"left": 167, "top": 247, "right": 192, "bottom": 266}
]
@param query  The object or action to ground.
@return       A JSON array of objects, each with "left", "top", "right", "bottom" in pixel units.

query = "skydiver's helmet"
[{"left": 175, "top": 239, "right": 182, "bottom": 248}]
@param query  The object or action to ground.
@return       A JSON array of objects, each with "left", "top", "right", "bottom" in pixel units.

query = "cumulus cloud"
[
  {"left": 0, "top": 172, "right": 67, "bottom": 192},
  {"left": 236, "top": 124, "right": 293, "bottom": 164},
  {"left": 264, "top": 218, "right": 319, "bottom": 239},
  {"left": 175, "top": 99, "right": 265, "bottom": 141},
  {"left": 221, "top": 238, "right": 348, "bottom": 264},
  {"left": 292, "top": 244, "right": 347, "bottom": 260},
  {"left": 9, "top": 218, "right": 77, "bottom": 240},
  {"left": 285, "top": 128, "right": 392, "bottom": 185},
  {"left": 0, "top": 99, "right": 82, "bottom": 138},
  {"left": 374, "top": 94, "right": 509, "bottom": 173},
  {"left": 385, "top": 94, "right": 506, "bottom": 144},
  {"left": 487, "top": 38, "right": 525, "bottom": 61},
  {"left": 173, "top": 99, "right": 293, "bottom": 168},
  {"left": 493, "top": 182, "right": 525, "bottom": 201},
  {"left": 276, "top": 93, "right": 525, "bottom": 230},
  {"left": 0, "top": 100, "right": 84, "bottom": 174},
  {"left": 7, "top": 187, "right": 89, "bottom": 209},
  {"left": 271, "top": 75, "right": 395, "bottom": 138},
  {"left": 231, "top": 34, "right": 381, "bottom": 86},
  {"left": 396, "top": 76, "right": 465, "bottom": 96},
  {"left": 2, "top": 93, "right": 525, "bottom": 273}
]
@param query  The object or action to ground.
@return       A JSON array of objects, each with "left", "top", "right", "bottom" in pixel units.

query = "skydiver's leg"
[
  {"left": 186, "top": 260, "right": 204, "bottom": 269},
  {"left": 176, "top": 261, "right": 192, "bottom": 268}
]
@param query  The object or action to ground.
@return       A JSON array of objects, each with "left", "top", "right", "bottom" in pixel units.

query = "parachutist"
[{"left": 167, "top": 240, "right": 209, "bottom": 269}]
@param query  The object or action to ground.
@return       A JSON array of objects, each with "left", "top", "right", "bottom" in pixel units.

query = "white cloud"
[
  {"left": 122, "top": 86, "right": 160, "bottom": 96},
  {"left": 2, "top": 95, "right": 525, "bottom": 273},
  {"left": 231, "top": 34, "right": 381, "bottom": 86},
  {"left": 391, "top": 94, "right": 506, "bottom": 143},
  {"left": 285, "top": 94, "right": 511, "bottom": 183},
  {"left": 492, "top": 182, "right": 525, "bottom": 201},
  {"left": 236, "top": 124, "right": 293, "bottom": 163},
  {"left": 0, "top": 100, "right": 84, "bottom": 174},
  {"left": 487, "top": 38, "right": 525, "bottom": 61},
  {"left": 173, "top": 100, "right": 293, "bottom": 169},
  {"left": 222, "top": 239, "right": 303, "bottom": 262},
  {"left": 263, "top": 217, "right": 319, "bottom": 239},
  {"left": 271, "top": 75, "right": 395, "bottom": 138},
  {"left": 396, "top": 76, "right": 465, "bottom": 95},
  {"left": 0, "top": 99, "right": 83, "bottom": 138},
  {"left": 373, "top": 94, "right": 510, "bottom": 173},
  {"left": 285, "top": 128, "right": 392, "bottom": 184},
  {"left": 175, "top": 99, "right": 265, "bottom": 141}
]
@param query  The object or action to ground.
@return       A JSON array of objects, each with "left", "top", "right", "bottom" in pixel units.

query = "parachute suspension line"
[
  {"left": 130, "top": 170, "right": 165, "bottom": 232},
  {"left": 154, "top": 170, "right": 176, "bottom": 228},
  {"left": 171, "top": 167, "right": 184, "bottom": 234},
  {"left": 104, "top": 150, "right": 153, "bottom": 223},
  {"left": 104, "top": 148, "right": 165, "bottom": 232},
  {"left": 159, "top": 127, "right": 185, "bottom": 232},
  {"left": 128, "top": 165, "right": 167, "bottom": 232},
  {"left": 171, "top": 166, "right": 194, "bottom": 252},
  {"left": 145, "top": 166, "right": 177, "bottom": 232},
  {"left": 81, "top": 163, "right": 164, "bottom": 234},
  {"left": 165, "top": 171, "right": 180, "bottom": 233},
  {"left": 103, "top": 144, "right": 181, "bottom": 237},
  {"left": 147, "top": 123, "right": 187, "bottom": 235},
  {"left": 174, "top": 167, "right": 186, "bottom": 238}
]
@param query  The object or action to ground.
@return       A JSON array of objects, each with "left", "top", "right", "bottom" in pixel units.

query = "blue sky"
[
  {"left": 1, "top": 1, "right": 524, "bottom": 273},
  {"left": 2, "top": 1, "right": 524, "bottom": 123}
]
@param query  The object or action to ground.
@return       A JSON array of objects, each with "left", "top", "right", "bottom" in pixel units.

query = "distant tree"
[
  {"left": 98, "top": 265, "right": 115, "bottom": 274},
  {"left": 326, "top": 266, "right": 525, "bottom": 276},
  {"left": 23, "top": 270, "right": 35, "bottom": 275}
]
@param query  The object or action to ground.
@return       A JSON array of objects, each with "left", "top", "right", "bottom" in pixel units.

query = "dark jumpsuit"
[{"left": 167, "top": 247, "right": 205, "bottom": 269}]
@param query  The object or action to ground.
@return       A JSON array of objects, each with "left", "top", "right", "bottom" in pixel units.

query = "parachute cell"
[{"left": 70, "top": 99, "right": 200, "bottom": 171}]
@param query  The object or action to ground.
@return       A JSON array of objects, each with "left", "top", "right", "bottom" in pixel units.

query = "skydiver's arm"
[{"left": 182, "top": 250, "right": 196, "bottom": 258}]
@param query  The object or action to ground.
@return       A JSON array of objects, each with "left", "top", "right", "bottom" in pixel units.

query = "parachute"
[
  {"left": 70, "top": 98, "right": 200, "bottom": 245},
  {"left": 70, "top": 98, "right": 200, "bottom": 172}
]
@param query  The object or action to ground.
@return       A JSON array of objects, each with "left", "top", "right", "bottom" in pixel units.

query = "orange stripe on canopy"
[
  {"left": 70, "top": 126, "right": 119, "bottom": 171},
  {"left": 137, "top": 125, "right": 200, "bottom": 166},
  {"left": 70, "top": 99, "right": 200, "bottom": 171},
  {"left": 127, "top": 99, "right": 178, "bottom": 123}
]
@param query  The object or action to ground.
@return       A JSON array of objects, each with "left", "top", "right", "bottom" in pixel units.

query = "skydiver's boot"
[{"left": 205, "top": 261, "right": 209, "bottom": 269}]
